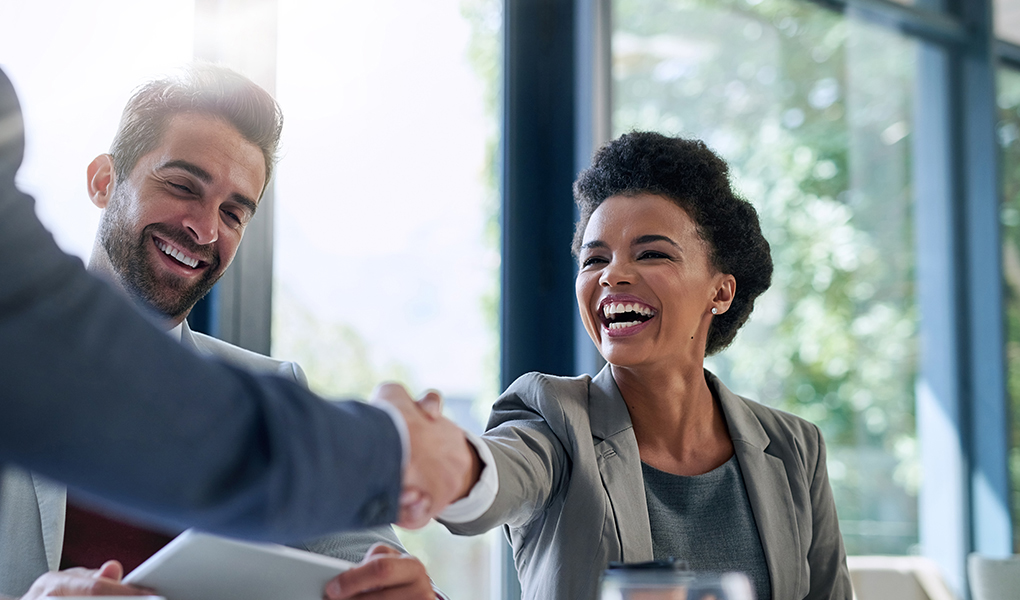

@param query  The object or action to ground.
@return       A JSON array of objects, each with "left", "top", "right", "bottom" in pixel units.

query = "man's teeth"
[
  {"left": 602, "top": 302, "right": 655, "bottom": 319},
  {"left": 156, "top": 239, "right": 199, "bottom": 268}
]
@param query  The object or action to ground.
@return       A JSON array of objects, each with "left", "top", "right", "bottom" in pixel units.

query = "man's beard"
[{"left": 98, "top": 194, "right": 223, "bottom": 321}]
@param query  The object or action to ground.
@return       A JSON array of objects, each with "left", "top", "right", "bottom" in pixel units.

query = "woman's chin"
[{"left": 599, "top": 345, "right": 653, "bottom": 369}]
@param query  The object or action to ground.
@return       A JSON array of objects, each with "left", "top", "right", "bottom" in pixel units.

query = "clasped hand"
[{"left": 369, "top": 383, "right": 481, "bottom": 529}]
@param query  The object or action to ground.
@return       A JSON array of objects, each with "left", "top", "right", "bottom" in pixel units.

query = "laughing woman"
[{"left": 443, "top": 132, "right": 851, "bottom": 600}]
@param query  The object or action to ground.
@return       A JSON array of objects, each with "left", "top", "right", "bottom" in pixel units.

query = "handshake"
[{"left": 370, "top": 383, "right": 483, "bottom": 529}]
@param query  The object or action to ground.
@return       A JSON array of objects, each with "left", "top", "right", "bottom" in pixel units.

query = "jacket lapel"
[
  {"left": 587, "top": 366, "right": 803, "bottom": 598},
  {"left": 708, "top": 372, "right": 801, "bottom": 600},
  {"left": 31, "top": 473, "right": 66, "bottom": 571},
  {"left": 589, "top": 366, "right": 654, "bottom": 563}
]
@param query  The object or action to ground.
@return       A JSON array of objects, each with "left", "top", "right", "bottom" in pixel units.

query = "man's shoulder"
[{"left": 188, "top": 330, "right": 307, "bottom": 386}]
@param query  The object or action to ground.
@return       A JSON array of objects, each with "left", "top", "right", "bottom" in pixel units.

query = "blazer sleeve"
[
  {"left": 0, "top": 68, "right": 403, "bottom": 544},
  {"left": 806, "top": 425, "right": 853, "bottom": 600},
  {"left": 444, "top": 373, "right": 572, "bottom": 535}
]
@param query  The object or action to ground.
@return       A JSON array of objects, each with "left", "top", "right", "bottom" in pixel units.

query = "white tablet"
[{"left": 123, "top": 529, "right": 355, "bottom": 600}]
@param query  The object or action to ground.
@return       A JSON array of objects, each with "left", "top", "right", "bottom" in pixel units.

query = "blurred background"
[{"left": 5, "top": 0, "right": 1020, "bottom": 597}]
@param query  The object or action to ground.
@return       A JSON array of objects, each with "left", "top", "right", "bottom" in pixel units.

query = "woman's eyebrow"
[
  {"left": 581, "top": 240, "right": 607, "bottom": 250},
  {"left": 633, "top": 234, "right": 681, "bottom": 248}
]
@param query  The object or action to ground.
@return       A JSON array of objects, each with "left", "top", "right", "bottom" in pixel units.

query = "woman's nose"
[{"left": 599, "top": 259, "right": 633, "bottom": 287}]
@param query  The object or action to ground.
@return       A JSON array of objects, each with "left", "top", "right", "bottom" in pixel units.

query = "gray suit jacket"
[
  {"left": 445, "top": 366, "right": 852, "bottom": 600},
  {"left": 0, "top": 321, "right": 402, "bottom": 597}
]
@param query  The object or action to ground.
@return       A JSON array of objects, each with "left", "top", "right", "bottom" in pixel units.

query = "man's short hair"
[{"left": 109, "top": 63, "right": 283, "bottom": 197}]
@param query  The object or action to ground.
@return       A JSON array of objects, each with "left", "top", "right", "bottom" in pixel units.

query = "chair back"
[
  {"left": 848, "top": 556, "right": 957, "bottom": 600},
  {"left": 968, "top": 554, "right": 1020, "bottom": 600}
]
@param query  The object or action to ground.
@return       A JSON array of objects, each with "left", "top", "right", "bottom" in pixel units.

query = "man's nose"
[{"left": 182, "top": 203, "right": 219, "bottom": 245}]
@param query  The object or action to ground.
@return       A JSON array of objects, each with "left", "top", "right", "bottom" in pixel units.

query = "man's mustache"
[{"left": 143, "top": 224, "right": 220, "bottom": 269}]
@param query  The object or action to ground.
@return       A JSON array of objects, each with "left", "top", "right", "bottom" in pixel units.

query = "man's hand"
[
  {"left": 323, "top": 544, "right": 435, "bottom": 600},
  {"left": 370, "top": 384, "right": 478, "bottom": 529},
  {"left": 21, "top": 560, "right": 150, "bottom": 598}
]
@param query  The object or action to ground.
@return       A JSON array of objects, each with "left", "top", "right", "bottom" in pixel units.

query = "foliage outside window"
[
  {"left": 997, "top": 67, "right": 1020, "bottom": 553},
  {"left": 613, "top": 0, "right": 919, "bottom": 554}
]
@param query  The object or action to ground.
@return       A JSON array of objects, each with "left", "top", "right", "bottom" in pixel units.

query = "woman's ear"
[
  {"left": 712, "top": 274, "right": 736, "bottom": 314},
  {"left": 87, "top": 154, "right": 115, "bottom": 209}
]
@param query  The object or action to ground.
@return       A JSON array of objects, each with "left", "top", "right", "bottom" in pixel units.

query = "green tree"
[{"left": 614, "top": 0, "right": 919, "bottom": 554}]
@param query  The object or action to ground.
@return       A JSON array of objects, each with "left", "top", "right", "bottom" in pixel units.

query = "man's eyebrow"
[
  {"left": 157, "top": 159, "right": 259, "bottom": 216},
  {"left": 231, "top": 194, "right": 259, "bottom": 217},
  {"left": 633, "top": 234, "right": 681, "bottom": 248},
  {"left": 157, "top": 159, "right": 212, "bottom": 183}
]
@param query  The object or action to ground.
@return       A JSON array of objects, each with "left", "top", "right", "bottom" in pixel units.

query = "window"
[
  {"left": 998, "top": 66, "right": 1020, "bottom": 552},
  {"left": 1, "top": 0, "right": 195, "bottom": 260},
  {"left": 270, "top": 0, "right": 502, "bottom": 596},
  {"left": 613, "top": 0, "right": 919, "bottom": 554}
]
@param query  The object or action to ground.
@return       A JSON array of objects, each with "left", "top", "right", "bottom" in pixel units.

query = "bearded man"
[{"left": 0, "top": 64, "right": 445, "bottom": 600}]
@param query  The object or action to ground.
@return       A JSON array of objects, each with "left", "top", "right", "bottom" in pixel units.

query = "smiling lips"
[
  {"left": 153, "top": 236, "right": 204, "bottom": 270},
  {"left": 599, "top": 299, "right": 657, "bottom": 333}
]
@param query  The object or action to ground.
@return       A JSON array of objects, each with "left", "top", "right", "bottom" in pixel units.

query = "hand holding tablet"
[{"left": 123, "top": 530, "right": 354, "bottom": 600}]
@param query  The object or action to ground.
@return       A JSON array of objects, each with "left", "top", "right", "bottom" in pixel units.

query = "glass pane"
[
  {"left": 272, "top": 0, "right": 502, "bottom": 596},
  {"left": 997, "top": 67, "right": 1020, "bottom": 552},
  {"left": 0, "top": 0, "right": 195, "bottom": 259},
  {"left": 996, "top": 0, "right": 1020, "bottom": 47},
  {"left": 613, "top": 0, "right": 919, "bottom": 554}
]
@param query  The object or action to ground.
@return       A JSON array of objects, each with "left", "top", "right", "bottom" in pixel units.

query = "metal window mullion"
[
  {"left": 574, "top": 0, "right": 611, "bottom": 378},
  {"left": 192, "top": 0, "right": 278, "bottom": 354},
  {"left": 915, "top": 39, "right": 970, "bottom": 596},
  {"left": 916, "top": 0, "right": 1012, "bottom": 594},
  {"left": 810, "top": 0, "right": 967, "bottom": 47},
  {"left": 501, "top": 0, "right": 581, "bottom": 597},
  {"left": 957, "top": 0, "right": 1013, "bottom": 562}
]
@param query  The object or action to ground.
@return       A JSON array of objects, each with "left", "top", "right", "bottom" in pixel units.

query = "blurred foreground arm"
[{"left": 0, "top": 68, "right": 469, "bottom": 541}]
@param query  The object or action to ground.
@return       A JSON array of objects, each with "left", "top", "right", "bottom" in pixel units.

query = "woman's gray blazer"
[{"left": 444, "top": 366, "right": 852, "bottom": 600}]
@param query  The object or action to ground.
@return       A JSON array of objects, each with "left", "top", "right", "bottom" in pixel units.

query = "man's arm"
[
  {"left": 325, "top": 544, "right": 437, "bottom": 600},
  {"left": 0, "top": 67, "right": 472, "bottom": 541}
]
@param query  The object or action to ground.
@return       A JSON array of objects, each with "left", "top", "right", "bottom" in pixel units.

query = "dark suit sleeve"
[{"left": 0, "top": 68, "right": 402, "bottom": 543}]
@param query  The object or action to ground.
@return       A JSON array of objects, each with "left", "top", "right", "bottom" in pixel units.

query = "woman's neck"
[{"left": 612, "top": 363, "right": 733, "bottom": 476}]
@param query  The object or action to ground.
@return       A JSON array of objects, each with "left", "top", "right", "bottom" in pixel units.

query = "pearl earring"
[{"left": 711, "top": 307, "right": 718, "bottom": 315}]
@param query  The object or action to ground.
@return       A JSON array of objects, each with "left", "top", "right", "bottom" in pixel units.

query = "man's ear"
[{"left": 87, "top": 154, "right": 115, "bottom": 209}]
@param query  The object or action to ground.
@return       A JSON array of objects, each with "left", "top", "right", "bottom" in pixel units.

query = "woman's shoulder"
[
  {"left": 504, "top": 371, "right": 592, "bottom": 404},
  {"left": 493, "top": 371, "right": 595, "bottom": 425},
  {"left": 706, "top": 370, "right": 824, "bottom": 451},
  {"left": 745, "top": 395, "right": 821, "bottom": 439}
]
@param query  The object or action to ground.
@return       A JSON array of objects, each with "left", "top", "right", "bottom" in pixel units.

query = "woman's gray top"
[{"left": 643, "top": 455, "right": 772, "bottom": 600}]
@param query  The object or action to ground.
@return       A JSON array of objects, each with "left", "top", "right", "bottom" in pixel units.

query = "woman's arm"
[
  {"left": 805, "top": 425, "right": 853, "bottom": 600},
  {"left": 442, "top": 374, "right": 572, "bottom": 535}
]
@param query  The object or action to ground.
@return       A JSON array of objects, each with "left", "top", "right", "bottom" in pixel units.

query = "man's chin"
[{"left": 131, "top": 285, "right": 211, "bottom": 324}]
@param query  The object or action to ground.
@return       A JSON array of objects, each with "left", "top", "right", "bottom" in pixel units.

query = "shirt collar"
[{"left": 167, "top": 322, "right": 184, "bottom": 342}]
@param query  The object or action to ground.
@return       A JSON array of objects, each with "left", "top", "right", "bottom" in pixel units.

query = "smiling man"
[
  {"left": 88, "top": 107, "right": 259, "bottom": 324},
  {"left": 0, "top": 65, "right": 439, "bottom": 600}
]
